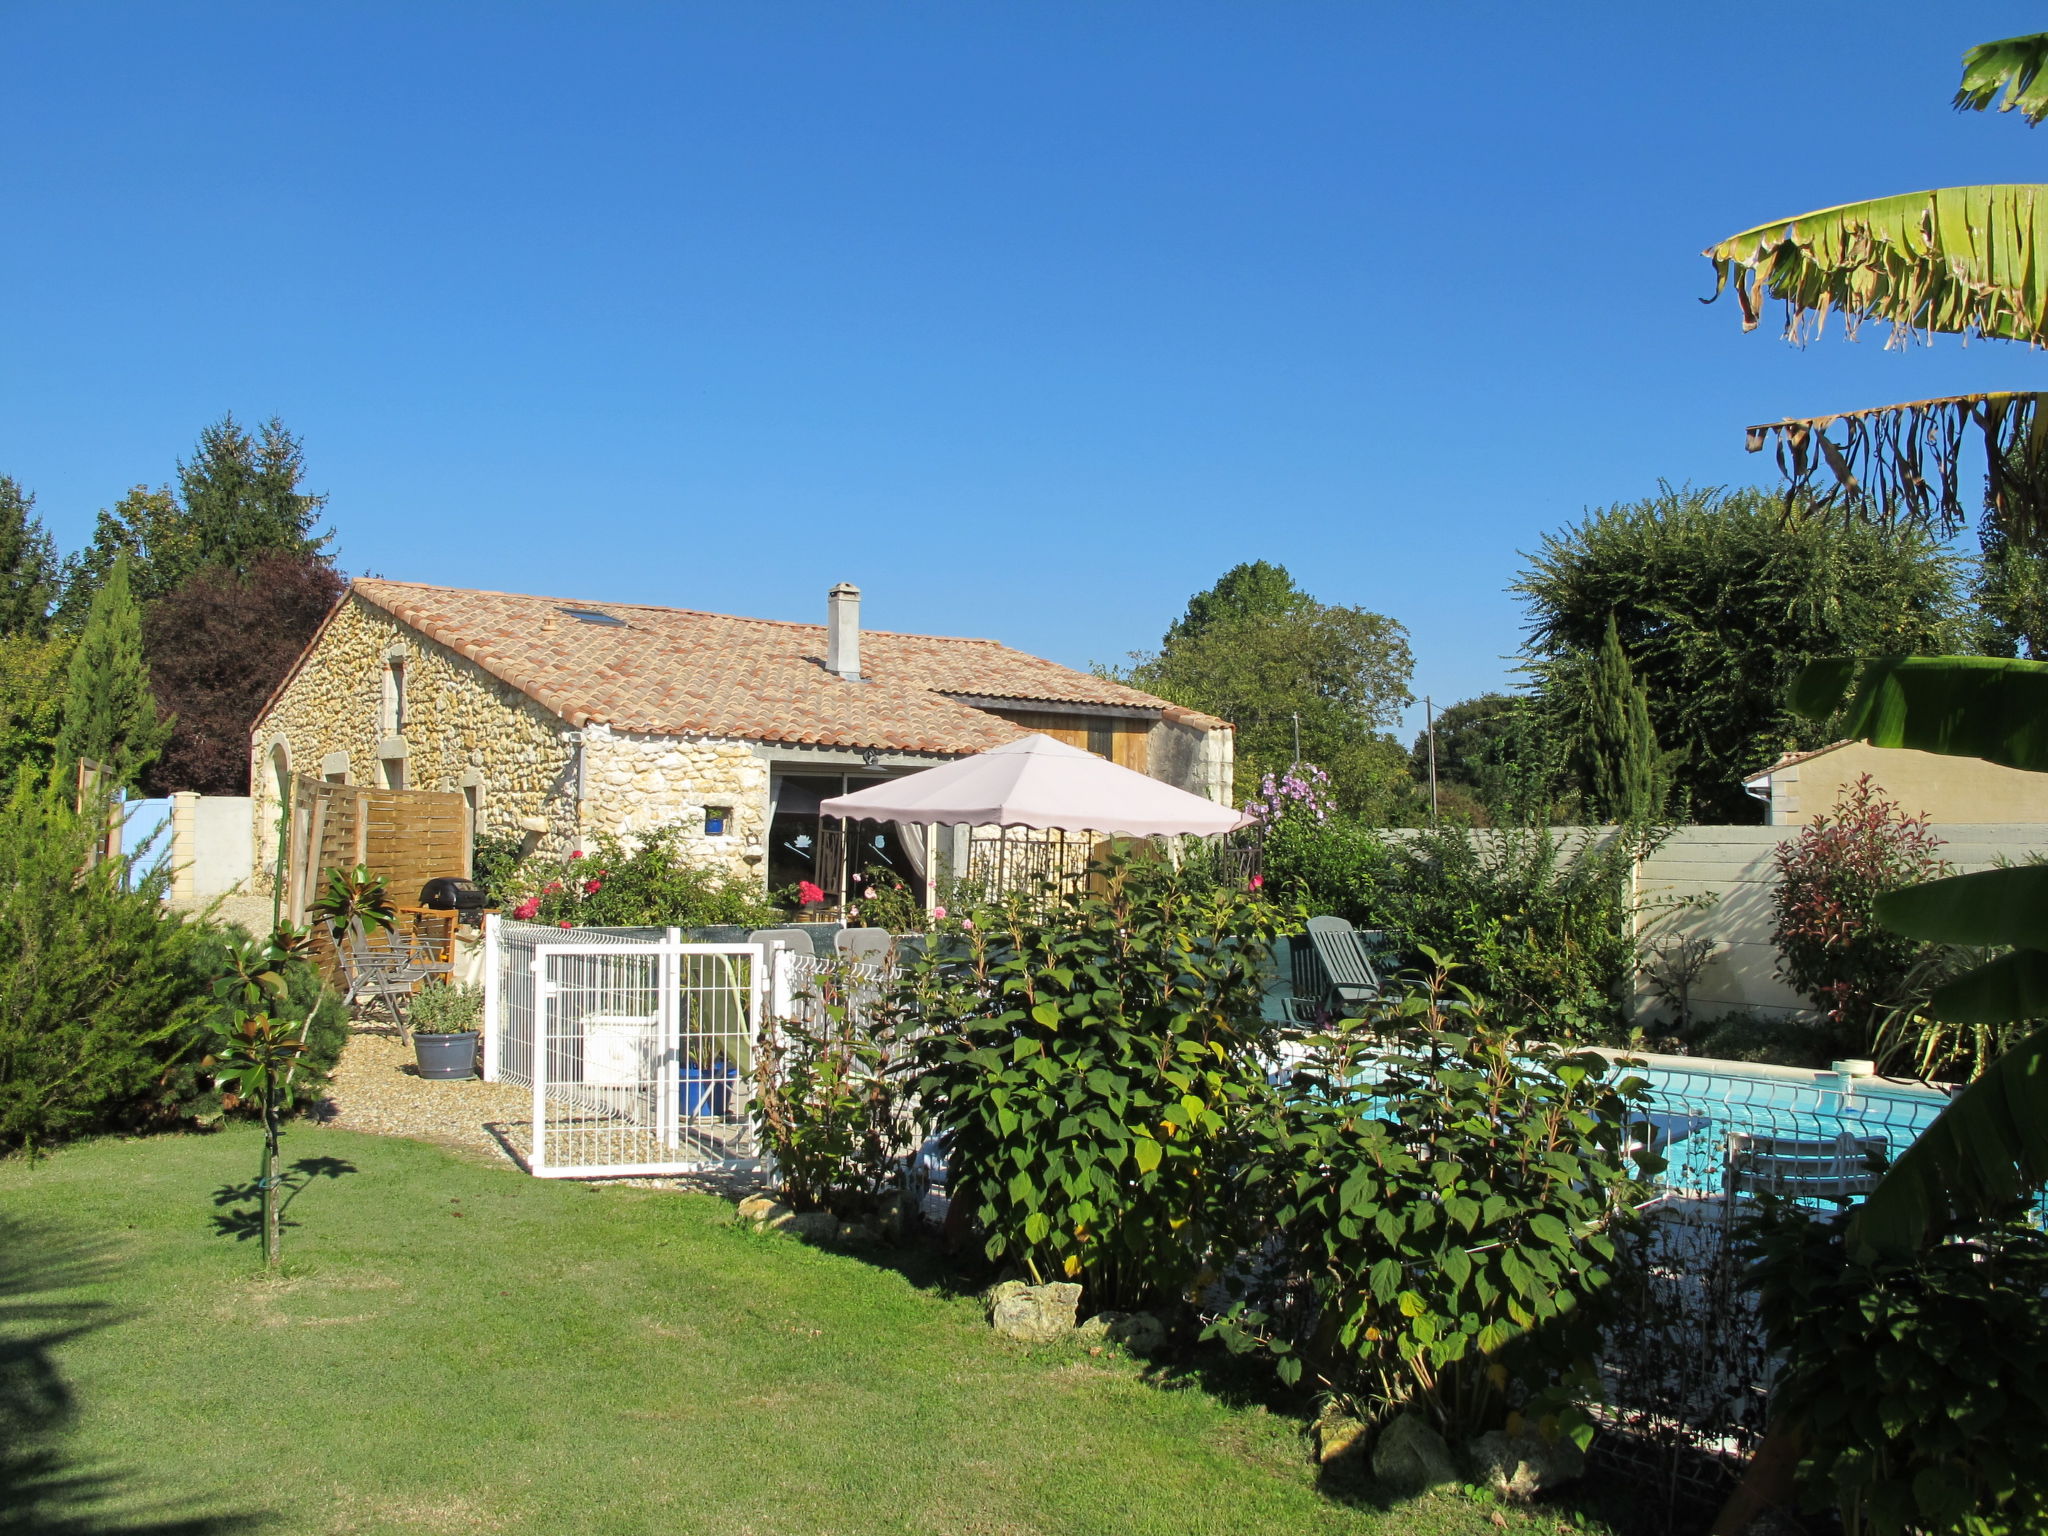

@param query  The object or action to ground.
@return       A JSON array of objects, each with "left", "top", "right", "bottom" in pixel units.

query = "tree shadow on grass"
[
  {"left": 0, "top": 1216, "right": 270, "bottom": 1535},
  {"left": 209, "top": 1157, "right": 358, "bottom": 1245}
]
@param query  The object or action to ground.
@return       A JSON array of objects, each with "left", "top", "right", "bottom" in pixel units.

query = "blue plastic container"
[{"left": 680, "top": 1059, "right": 737, "bottom": 1119}]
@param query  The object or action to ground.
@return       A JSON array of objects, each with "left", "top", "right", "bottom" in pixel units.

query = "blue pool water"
[{"left": 1614, "top": 1060, "right": 1950, "bottom": 1198}]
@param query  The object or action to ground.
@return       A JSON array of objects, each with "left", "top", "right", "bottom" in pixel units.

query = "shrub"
[
  {"left": 507, "top": 827, "right": 781, "bottom": 929},
  {"left": 161, "top": 924, "right": 349, "bottom": 1123},
  {"left": 1771, "top": 775, "right": 1950, "bottom": 1046},
  {"left": 907, "top": 856, "right": 1297, "bottom": 1308},
  {"left": 1209, "top": 955, "right": 1651, "bottom": 1447},
  {"left": 0, "top": 772, "right": 213, "bottom": 1152},
  {"left": 754, "top": 957, "right": 910, "bottom": 1216},
  {"left": 1265, "top": 816, "right": 1650, "bottom": 1038},
  {"left": 407, "top": 982, "right": 483, "bottom": 1035},
  {"left": 1746, "top": 1206, "right": 2048, "bottom": 1536}
]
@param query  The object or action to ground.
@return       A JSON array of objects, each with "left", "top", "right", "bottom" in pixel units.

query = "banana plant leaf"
[
  {"left": 1956, "top": 32, "right": 2048, "bottom": 123},
  {"left": 1848, "top": 1025, "right": 2048, "bottom": 1259},
  {"left": 1920, "top": 950, "right": 2048, "bottom": 1024},
  {"left": 1875, "top": 866, "right": 2048, "bottom": 948},
  {"left": 1743, "top": 389, "right": 2048, "bottom": 542},
  {"left": 1790, "top": 655, "right": 2048, "bottom": 773},
  {"left": 1705, "top": 185, "right": 2048, "bottom": 347}
]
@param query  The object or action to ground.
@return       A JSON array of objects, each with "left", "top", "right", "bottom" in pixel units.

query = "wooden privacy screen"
[{"left": 282, "top": 775, "right": 470, "bottom": 927}]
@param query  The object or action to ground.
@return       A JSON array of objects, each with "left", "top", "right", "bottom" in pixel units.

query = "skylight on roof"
[{"left": 558, "top": 607, "right": 627, "bottom": 627}]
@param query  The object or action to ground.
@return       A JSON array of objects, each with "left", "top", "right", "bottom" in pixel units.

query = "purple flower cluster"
[{"left": 1242, "top": 762, "right": 1332, "bottom": 825}]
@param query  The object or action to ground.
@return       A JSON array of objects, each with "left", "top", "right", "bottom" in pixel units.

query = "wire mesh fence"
[{"left": 1590, "top": 1058, "right": 1956, "bottom": 1522}]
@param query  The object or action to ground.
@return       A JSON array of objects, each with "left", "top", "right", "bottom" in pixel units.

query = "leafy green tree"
[
  {"left": 54, "top": 414, "right": 331, "bottom": 626},
  {"left": 53, "top": 485, "right": 188, "bottom": 627},
  {"left": 0, "top": 631, "right": 73, "bottom": 781},
  {"left": 0, "top": 477, "right": 57, "bottom": 639},
  {"left": 1516, "top": 485, "right": 1961, "bottom": 823},
  {"left": 1121, "top": 562, "right": 1415, "bottom": 812},
  {"left": 1411, "top": 692, "right": 1573, "bottom": 822},
  {"left": 54, "top": 555, "right": 171, "bottom": 792},
  {"left": 1577, "top": 615, "right": 1667, "bottom": 822}
]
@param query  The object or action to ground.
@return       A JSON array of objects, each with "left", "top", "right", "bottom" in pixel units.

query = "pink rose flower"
[
  {"left": 960, "top": 918, "right": 974, "bottom": 931},
  {"left": 932, "top": 906, "right": 947, "bottom": 920},
  {"left": 513, "top": 897, "right": 541, "bottom": 920},
  {"left": 846, "top": 905, "right": 859, "bottom": 918},
  {"left": 863, "top": 888, "right": 876, "bottom": 900},
  {"left": 1249, "top": 874, "right": 1264, "bottom": 891}
]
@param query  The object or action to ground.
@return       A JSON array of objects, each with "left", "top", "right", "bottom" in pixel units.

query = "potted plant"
[{"left": 408, "top": 982, "right": 483, "bottom": 1080}]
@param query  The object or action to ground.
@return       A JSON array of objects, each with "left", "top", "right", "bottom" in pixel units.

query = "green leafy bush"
[
  {"left": 1772, "top": 775, "right": 1951, "bottom": 1047},
  {"left": 0, "top": 772, "right": 213, "bottom": 1152},
  {"left": 1264, "top": 817, "right": 1649, "bottom": 1038},
  {"left": 907, "top": 857, "right": 1296, "bottom": 1307},
  {"left": 407, "top": 982, "right": 483, "bottom": 1036},
  {"left": 165, "top": 924, "right": 349, "bottom": 1121},
  {"left": 1746, "top": 1206, "right": 2048, "bottom": 1535},
  {"left": 754, "top": 957, "right": 910, "bottom": 1216},
  {"left": 507, "top": 827, "right": 781, "bottom": 929},
  {"left": 1209, "top": 955, "right": 1651, "bottom": 1446}
]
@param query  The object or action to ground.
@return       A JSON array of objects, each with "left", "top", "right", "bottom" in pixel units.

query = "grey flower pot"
[{"left": 414, "top": 1030, "right": 480, "bottom": 1081}]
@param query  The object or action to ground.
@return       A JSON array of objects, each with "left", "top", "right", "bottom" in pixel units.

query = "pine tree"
[
  {"left": 1579, "top": 615, "right": 1666, "bottom": 823},
  {"left": 178, "top": 414, "right": 329, "bottom": 579},
  {"left": 54, "top": 555, "right": 172, "bottom": 792},
  {"left": 0, "top": 476, "right": 58, "bottom": 639}
]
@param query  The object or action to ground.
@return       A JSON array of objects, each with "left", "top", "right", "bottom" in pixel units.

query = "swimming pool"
[{"left": 1605, "top": 1055, "right": 1952, "bottom": 1200}]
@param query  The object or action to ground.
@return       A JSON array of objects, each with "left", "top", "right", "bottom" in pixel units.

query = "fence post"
[
  {"left": 530, "top": 949, "right": 549, "bottom": 1175},
  {"left": 481, "top": 911, "right": 502, "bottom": 1082}
]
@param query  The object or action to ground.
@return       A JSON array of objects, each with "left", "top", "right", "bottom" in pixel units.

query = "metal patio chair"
[
  {"left": 335, "top": 917, "right": 448, "bottom": 1038},
  {"left": 1301, "top": 915, "right": 1387, "bottom": 1019}
]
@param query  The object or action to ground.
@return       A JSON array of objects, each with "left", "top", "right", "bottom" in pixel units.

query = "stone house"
[{"left": 250, "top": 579, "right": 1233, "bottom": 901}]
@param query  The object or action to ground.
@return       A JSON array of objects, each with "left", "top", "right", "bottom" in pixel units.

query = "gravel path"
[{"left": 319, "top": 1026, "right": 759, "bottom": 1196}]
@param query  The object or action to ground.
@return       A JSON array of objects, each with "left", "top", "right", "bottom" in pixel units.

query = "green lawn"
[{"left": 2, "top": 1127, "right": 1621, "bottom": 1536}]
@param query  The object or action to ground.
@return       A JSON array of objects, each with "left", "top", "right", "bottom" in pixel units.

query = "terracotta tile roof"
[{"left": 344, "top": 579, "right": 1221, "bottom": 755}]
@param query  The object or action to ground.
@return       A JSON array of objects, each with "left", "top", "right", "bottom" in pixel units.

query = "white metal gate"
[{"left": 525, "top": 938, "right": 764, "bottom": 1178}]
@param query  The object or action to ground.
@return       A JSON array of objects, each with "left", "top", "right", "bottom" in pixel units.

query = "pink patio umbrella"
[{"left": 818, "top": 733, "right": 1249, "bottom": 837}]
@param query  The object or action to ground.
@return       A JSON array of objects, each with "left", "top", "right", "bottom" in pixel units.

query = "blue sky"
[{"left": 5, "top": 3, "right": 2047, "bottom": 740}]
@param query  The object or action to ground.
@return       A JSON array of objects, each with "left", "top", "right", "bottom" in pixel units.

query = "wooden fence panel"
[{"left": 285, "top": 776, "right": 470, "bottom": 926}]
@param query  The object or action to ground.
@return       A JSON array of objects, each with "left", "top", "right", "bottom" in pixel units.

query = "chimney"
[{"left": 826, "top": 582, "right": 862, "bottom": 680}]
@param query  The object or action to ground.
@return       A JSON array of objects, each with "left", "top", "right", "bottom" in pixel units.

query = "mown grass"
[{"left": 1, "top": 1126, "right": 1625, "bottom": 1535}]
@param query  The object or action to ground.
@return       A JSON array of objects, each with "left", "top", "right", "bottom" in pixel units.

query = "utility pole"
[
  {"left": 1290, "top": 712, "right": 1301, "bottom": 773},
  {"left": 1425, "top": 696, "right": 1439, "bottom": 828}
]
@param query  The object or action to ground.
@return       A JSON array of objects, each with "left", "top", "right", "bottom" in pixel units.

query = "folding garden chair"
[{"left": 1721, "top": 1130, "right": 1887, "bottom": 1227}]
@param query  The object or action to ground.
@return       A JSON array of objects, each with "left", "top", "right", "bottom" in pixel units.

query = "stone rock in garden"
[
  {"left": 737, "top": 1194, "right": 787, "bottom": 1226},
  {"left": 876, "top": 1191, "right": 914, "bottom": 1241},
  {"left": 787, "top": 1211, "right": 839, "bottom": 1242},
  {"left": 1369, "top": 1413, "right": 1459, "bottom": 1494},
  {"left": 1074, "top": 1310, "right": 1123, "bottom": 1345},
  {"left": 1106, "top": 1311, "right": 1166, "bottom": 1356},
  {"left": 837, "top": 1218, "right": 881, "bottom": 1244},
  {"left": 1312, "top": 1413, "right": 1369, "bottom": 1466},
  {"left": 1463, "top": 1428, "right": 1587, "bottom": 1500},
  {"left": 989, "top": 1281, "right": 1083, "bottom": 1343}
]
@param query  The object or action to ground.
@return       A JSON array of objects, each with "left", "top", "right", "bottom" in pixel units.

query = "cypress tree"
[
  {"left": 1580, "top": 614, "right": 1665, "bottom": 823},
  {"left": 0, "top": 476, "right": 58, "bottom": 639},
  {"left": 54, "top": 555, "right": 172, "bottom": 792}
]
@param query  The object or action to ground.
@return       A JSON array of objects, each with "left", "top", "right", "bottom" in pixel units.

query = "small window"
[
  {"left": 704, "top": 805, "right": 732, "bottom": 837},
  {"left": 381, "top": 658, "right": 407, "bottom": 736},
  {"left": 558, "top": 607, "right": 627, "bottom": 627},
  {"left": 1087, "top": 723, "right": 1116, "bottom": 760}
]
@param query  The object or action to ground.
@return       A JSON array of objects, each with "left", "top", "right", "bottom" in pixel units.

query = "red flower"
[
  {"left": 512, "top": 897, "right": 541, "bottom": 920},
  {"left": 558, "top": 921, "right": 572, "bottom": 929},
  {"left": 797, "top": 880, "right": 826, "bottom": 905},
  {"left": 545, "top": 880, "right": 564, "bottom": 894},
  {"left": 569, "top": 850, "right": 585, "bottom": 860},
  {"left": 583, "top": 878, "right": 603, "bottom": 894},
  {"left": 1248, "top": 874, "right": 1264, "bottom": 891}
]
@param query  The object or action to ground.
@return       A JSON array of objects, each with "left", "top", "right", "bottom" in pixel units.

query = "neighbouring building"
[
  {"left": 250, "top": 579, "right": 1233, "bottom": 902},
  {"left": 1741, "top": 739, "right": 2048, "bottom": 826}
]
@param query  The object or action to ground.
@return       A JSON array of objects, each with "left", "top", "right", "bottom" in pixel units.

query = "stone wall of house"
[
  {"left": 250, "top": 595, "right": 576, "bottom": 890},
  {"left": 1146, "top": 713, "right": 1235, "bottom": 805},
  {"left": 578, "top": 724, "right": 769, "bottom": 881},
  {"left": 250, "top": 593, "right": 774, "bottom": 892}
]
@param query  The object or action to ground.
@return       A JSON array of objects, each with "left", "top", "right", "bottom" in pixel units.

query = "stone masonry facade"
[{"left": 252, "top": 595, "right": 769, "bottom": 890}]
